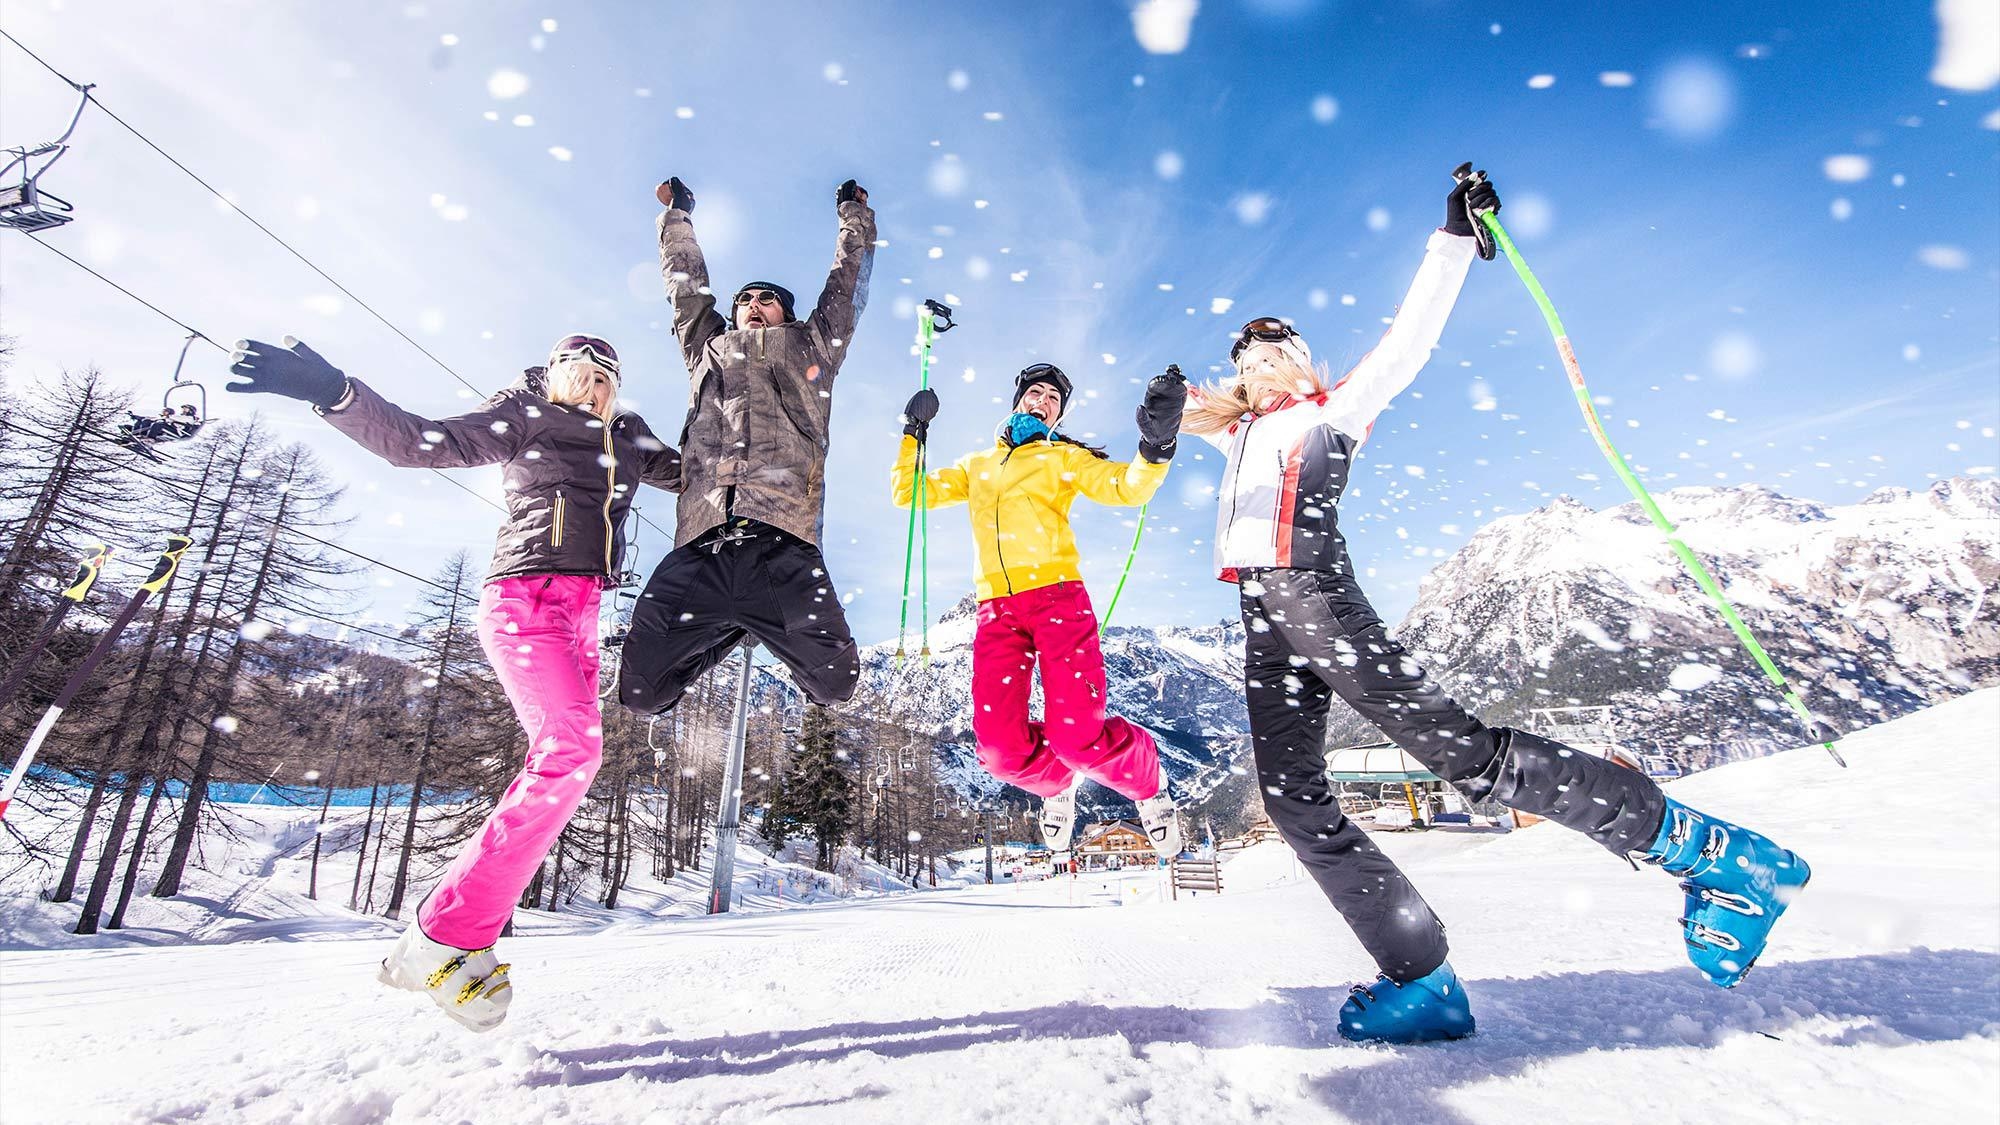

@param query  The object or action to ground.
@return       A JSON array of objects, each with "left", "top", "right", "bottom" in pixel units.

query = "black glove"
[
  {"left": 837, "top": 178, "right": 869, "bottom": 206},
  {"left": 1443, "top": 167, "right": 1501, "bottom": 260},
  {"left": 656, "top": 177, "right": 695, "bottom": 213},
  {"left": 902, "top": 388, "right": 939, "bottom": 442},
  {"left": 226, "top": 338, "right": 349, "bottom": 409},
  {"left": 1135, "top": 364, "right": 1187, "bottom": 463}
]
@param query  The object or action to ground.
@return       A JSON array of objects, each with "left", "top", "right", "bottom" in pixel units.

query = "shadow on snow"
[{"left": 528, "top": 949, "right": 2000, "bottom": 1122}]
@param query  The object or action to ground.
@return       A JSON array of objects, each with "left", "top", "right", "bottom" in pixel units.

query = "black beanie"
[
  {"left": 733, "top": 282, "right": 797, "bottom": 323},
  {"left": 1011, "top": 364, "right": 1073, "bottom": 415}
]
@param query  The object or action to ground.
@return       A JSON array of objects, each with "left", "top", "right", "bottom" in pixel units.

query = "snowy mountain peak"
[{"left": 1389, "top": 477, "right": 1998, "bottom": 768}]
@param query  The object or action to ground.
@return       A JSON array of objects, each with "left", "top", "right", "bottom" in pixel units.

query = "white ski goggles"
[{"left": 549, "top": 333, "right": 621, "bottom": 376}]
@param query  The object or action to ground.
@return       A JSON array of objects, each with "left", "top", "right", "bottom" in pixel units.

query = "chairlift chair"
[
  {"left": 112, "top": 334, "right": 208, "bottom": 461},
  {"left": 0, "top": 84, "right": 92, "bottom": 234}
]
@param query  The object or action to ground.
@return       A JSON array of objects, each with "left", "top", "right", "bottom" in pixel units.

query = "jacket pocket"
[{"left": 551, "top": 489, "right": 567, "bottom": 548}]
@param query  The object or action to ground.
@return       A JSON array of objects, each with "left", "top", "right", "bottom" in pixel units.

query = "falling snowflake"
[{"left": 487, "top": 69, "right": 530, "bottom": 98}]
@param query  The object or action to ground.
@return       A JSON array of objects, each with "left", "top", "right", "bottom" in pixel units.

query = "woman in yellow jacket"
[{"left": 892, "top": 363, "right": 1188, "bottom": 853}]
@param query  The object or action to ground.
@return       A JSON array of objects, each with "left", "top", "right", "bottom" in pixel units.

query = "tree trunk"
[
  {"left": 48, "top": 444, "right": 224, "bottom": 902},
  {"left": 108, "top": 770, "right": 171, "bottom": 928},
  {"left": 384, "top": 580, "right": 464, "bottom": 918},
  {"left": 153, "top": 466, "right": 294, "bottom": 899},
  {"left": 349, "top": 768, "right": 383, "bottom": 911},
  {"left": 307, "top": 721, "right": 350, "bottom": 901},
  {"left": 0, "top": 398, "right": 93, "bottom": 613}
]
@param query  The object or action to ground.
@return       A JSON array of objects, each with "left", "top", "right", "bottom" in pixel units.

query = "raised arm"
[
  {"left": 1327, "top": 171, "right": 1500, "bottom": 432},
  {"left": 1069, "top": 445, "right": 1169, "bottom": 508},
  {"left": 1326, "top": 230, "right": 1476, "bottom": 429},
  {"left": 321, "top": 380, "right": 529, "bottom": 470},
  {"left": 805, "top": 179, "right": 877, "bottom": 372},
  {"left": 890, "top": 436, "right": 972, "bottom": 510},
  {"left": 228, "top": 337, "right": 526, "bottom": 469},
  {"left": 655, "top": 177, "right": 729, "bottom": 378}
]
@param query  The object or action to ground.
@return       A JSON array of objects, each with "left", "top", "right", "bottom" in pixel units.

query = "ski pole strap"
[
  {"left": 1098, "top": 503, "right": 1148, "bottom": 637},
  {"left": 1478, "top": 210, "right": 1845, "bottom": 767}
]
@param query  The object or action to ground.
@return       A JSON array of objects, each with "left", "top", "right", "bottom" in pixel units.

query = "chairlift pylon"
[
  {"left": 598, "top": 507, "right": 644, "bottom": 699},
  {"left": 0, "top": 82, "right": 92, "bottom": 234}
]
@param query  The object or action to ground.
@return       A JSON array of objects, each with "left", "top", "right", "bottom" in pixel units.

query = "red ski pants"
[
  {"left": 971, "top": 581, "right": 1161, "bottom": 801},
  {"left": 420, "top": 574, "right": 603, "bottom": 950}
]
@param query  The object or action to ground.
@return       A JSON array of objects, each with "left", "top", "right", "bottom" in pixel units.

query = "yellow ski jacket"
[{"left": 891, "top": 434, "right": 1168, "bottom": 603}]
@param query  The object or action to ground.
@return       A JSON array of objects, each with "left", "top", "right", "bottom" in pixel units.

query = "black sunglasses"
[{"left": 734, "top": 290, "right": 784, "bottom": 306}]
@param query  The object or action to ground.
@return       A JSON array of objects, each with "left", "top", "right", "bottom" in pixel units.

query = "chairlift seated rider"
[{"left": 118, "top": 403, "right": 203, "bottom": 447}]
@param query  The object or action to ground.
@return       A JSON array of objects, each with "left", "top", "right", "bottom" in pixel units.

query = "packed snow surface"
[{"left": 4, "top": 690, "right": 1997, "bottom": 1123}]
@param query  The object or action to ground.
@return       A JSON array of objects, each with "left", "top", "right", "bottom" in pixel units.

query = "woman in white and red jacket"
[{"left": 1183, "top": 168, "right": 1808, "bottom": 1045}]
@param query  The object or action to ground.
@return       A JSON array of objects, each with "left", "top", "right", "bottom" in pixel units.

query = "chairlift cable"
[
  {"left": 1, "top": 415, "right": 459, "bottom": 596},
  {"left": 2, "top": 29, "right": 671, "bottom": 546}
]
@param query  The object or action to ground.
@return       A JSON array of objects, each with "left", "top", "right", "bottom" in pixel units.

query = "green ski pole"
[
  {"left": 1097, "top": 504, "right": 1147, "bottom": 638},
  {"left": 896, "top": 300, "right": 955, "bottom": 665},
  {"left": 1455, "top": 164, "right": 1845, "bottom": 767}
]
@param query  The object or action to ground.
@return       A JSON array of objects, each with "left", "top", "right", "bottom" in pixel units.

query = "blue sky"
[{"left": 3, "top": 0, "right": 1995, "bottom": 647}]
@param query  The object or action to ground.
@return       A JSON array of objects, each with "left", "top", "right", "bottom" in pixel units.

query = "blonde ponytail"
[{"left": 1179, "top": 349, "right": 1330, "bottom": 436}]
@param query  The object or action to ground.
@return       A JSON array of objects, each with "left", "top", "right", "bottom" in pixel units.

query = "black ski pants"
[
  {"left": 1239, "top": 567, "right": 1667, "bottom": 982},
  {"left": 618, "top": 519, "right": 860, "bottom": 715}
]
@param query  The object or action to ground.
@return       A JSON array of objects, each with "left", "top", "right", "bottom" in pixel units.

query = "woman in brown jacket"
[{"left": 227, "top": 333, "right": 678, "bottom": 1031}]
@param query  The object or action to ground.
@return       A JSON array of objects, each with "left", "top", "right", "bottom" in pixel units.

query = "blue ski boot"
[
  {"left": 1644, "top": 797, "right": 1811, "bottom": 988},
  {"left": 1337, "top": 961, "right": 1476, "bottom": 1044}
]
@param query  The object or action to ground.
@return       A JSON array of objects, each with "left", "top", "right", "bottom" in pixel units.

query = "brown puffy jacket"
[
  {"left": 319, "top": 368, "right": 680, "bottom": 583},
  {"left": 656, "top": 198, "right": 875, "bottom": 548}
]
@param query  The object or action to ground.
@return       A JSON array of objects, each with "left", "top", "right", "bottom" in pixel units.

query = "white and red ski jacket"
[{"left": 1196, "top": 229, "right": 1477, "bottom": 581}]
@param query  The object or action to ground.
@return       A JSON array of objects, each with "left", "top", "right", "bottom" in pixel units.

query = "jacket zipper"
[
  {"left": 1272, "top": 446, "right": 1287, "bottom": 554},
  {"left": 993, "top": 444, "right": 1018, "bottom": 594},
  {"left": 1223, "top": 415, "right": 1253, "bottom": 561},
  {"left": 552, "top": 488, "right": 567, "bottom": 548},
  {"left": 601, "top": 413, "right": 620, "bottom": 578}
]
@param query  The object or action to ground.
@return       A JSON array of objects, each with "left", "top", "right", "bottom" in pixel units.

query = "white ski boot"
[
  {"left": 1135, "top": 765, "right": 1183, "bottom": 858},
  {"left": 377, "top": 921, "right": 512, "bottom": 1032},
  {"left": 1041, "top": 782, "right": 1080, "bottom": 848}
]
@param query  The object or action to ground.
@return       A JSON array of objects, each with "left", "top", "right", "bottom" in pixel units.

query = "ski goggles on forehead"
[
  {"left": 551, "top": 334, "right": 619, "bottom": 372},
  {"left": 1230, "top": 317, "right": 1298, "bottom": 363}
]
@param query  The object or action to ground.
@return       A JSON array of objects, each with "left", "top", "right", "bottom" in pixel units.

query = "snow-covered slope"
[
  {"left": 4, "top": 689, "right": 1993, "bottom": 1124},
  {"left": 0, "top": 800, "right": 972, "bottom": 953}
]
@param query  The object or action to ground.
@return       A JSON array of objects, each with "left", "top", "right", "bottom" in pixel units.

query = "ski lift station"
[{"left": 1326, "top": 705, "right": 1682, "bottom": 831}]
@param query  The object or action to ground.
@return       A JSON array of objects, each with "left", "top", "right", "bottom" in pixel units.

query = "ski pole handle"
[
  {"left": 1451, "top": 162, "right": 1488, "bottom": 204},
  {"left": 1450, "top": 162, "right": 1498, "bottom": 260}
]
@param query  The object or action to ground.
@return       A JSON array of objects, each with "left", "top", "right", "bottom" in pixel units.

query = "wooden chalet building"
[{"left": 1072, "top": 819, "right": 1160, "bottom": 870}]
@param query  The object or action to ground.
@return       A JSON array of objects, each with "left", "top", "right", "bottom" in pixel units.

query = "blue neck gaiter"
[{"left": 1005, "top": 412, "right": 1051, "bottom": 446}]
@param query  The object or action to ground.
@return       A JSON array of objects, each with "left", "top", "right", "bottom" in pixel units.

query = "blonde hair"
[
  {"left": 544, "top": 358, "right": 616, "bottom": 420},
  {"left": 1180, "top": 346, "right": 1330, "bottom": 436}
]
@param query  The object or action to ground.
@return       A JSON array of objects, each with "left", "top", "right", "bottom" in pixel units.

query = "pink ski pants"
[
  {"left": 971, "top": 581, "right": 1161, "bottom": 801},
  {"left": 419, "top": 574, "right": 603, "bottom": 950}
]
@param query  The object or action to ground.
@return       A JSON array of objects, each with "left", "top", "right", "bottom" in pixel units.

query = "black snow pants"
[
  {"left": 618, "top": 519, "right": 860, "bottom": 715},
  {"left": 1239, "top": 567, "right": 1668, "bottom": 982}
]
